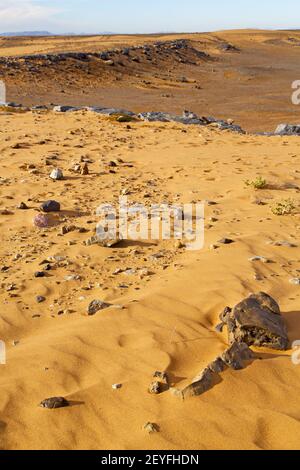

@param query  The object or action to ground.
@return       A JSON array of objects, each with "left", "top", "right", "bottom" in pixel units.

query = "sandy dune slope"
[{"left": 0, "top": 109, "right": 300, "bottom": 449}]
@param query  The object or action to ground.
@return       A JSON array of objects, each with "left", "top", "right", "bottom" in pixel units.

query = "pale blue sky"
[{"left": 0, "top": 0, "right": 299, "bottom": 34}]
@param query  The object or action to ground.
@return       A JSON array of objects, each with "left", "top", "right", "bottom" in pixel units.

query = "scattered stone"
[
  {"left": 153, "top": 371, "right": 169, "bottom": 384},
  {"left": 1, "top": 209, "right": 14, "bottom": 215},
  {"left": 35, "top": 271, "right": 46, "bottom": 278},
  {"left": 17, "top": 202, "right": 29, "bottom": 210},
  {"left": 290, "top": 278, "right": 300, "bottom": 285},
  {"left": 218, "top": 238, "right": 234, "bottom": 245},
  {"left": 50, "top": 168, "right": 64, "bottom": 180},
  {"left": 148, "top": 381, "right": 162, "bottom": 395},
  {"left": 143, "top": 422, "right": 159, "bottom": 434},
  {"left": 64, "top": 275, "right": 81, "bottom": 281},
  {"left": 113, "top": 268, "right": 123, "bottom": 275},
  {"left": 249, "top": 256, "right": 271, "bottom": 264},
  {"left": 85, "top": 234, "right": 122, "bottom": 248},
  {"left": 40, "top": 397, "right": 69, "bottom": 409},
  {"left": 112, "top": 383, "right": 122, "bottom": 390},
  {"left": 81, "top": 163, "right": 89, "bottom": 175},
  {"left": 87, "top": 299, "right": 111, "bottom": 315},
  {"left": 36, "top": 296, "right": 46, "bottom": 303},
  {"left": 53, "top": 105, "right": 80, "bottom": 113},
  {"left": 139, "top": 268, "right": 152, "bottom": 279},
  {"left": 124, "top": 268, "right": 136, "bottom": 276},
  {"left": 205, "top": 200, "right": 217, "bottom": 206},
  {"left": 61, "top": 225, "right": 77, "bottom": 235},
  {"left": 40, "top": 200, "right": 61, "bottom": 213},
  {"left": 218, "top": 292, "right": 289, "bottom": 350},
  {"left": 268, "top": 240, "right": 297, "bottom": 248}
]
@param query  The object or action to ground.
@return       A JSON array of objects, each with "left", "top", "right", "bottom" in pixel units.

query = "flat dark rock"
[{"left": 40, "top": 397, "right": 69, "bottom": 409}]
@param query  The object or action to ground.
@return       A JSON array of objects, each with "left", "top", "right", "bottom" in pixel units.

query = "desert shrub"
[
  {"left": 245, "top": 176, "right": 267, "bottom": 190},
  {"left": 271, "top": 198, "right": 296, "bottom": 216}
]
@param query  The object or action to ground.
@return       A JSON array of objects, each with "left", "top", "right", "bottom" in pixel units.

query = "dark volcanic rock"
[
  {"left": 34, "top": 271, "right": 46, "bottom": 278},
  {"left": 219, "top": 292, "right": 289, "bottom": 350},
  {"left": 87, "top": 299, "right": 111, "bottom": 315},
  {"left": 40, "top": 200, "right": 61, "bottom": 213},
  {"left": 40, "top": 397, "right": 69, "bottom": 409}
]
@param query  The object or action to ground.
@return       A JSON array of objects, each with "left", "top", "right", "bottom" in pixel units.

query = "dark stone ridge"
[
  {"left": 1, "top": 100, "right": 245, "bottom": 134},
  {"left": 0, "top": 39, "right": 209, "bottom": 65},
  {"left": 218, "top": 292, "right": 289, "bottom": 350},
  {"left": 138, "top": 110, "right": 244, "bottom": 133},
  {"left": 40, "top": 397, "right": 69, "bottom": 409}
]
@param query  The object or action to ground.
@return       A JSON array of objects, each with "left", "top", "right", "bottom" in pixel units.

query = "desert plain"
[{"left": 0, "top": 30, "right": 300, "bottom": 450}]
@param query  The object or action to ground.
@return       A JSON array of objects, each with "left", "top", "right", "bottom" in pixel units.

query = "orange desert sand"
[{"left": 0, "top": 30, "right": 300, "bottom": 450}]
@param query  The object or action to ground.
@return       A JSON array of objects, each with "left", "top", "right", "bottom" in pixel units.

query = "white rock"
[
  {"left": 290, "top": 278, "right": 300, "bottom": 285},
  {"left": 50, "top": 168, "right": 64, "bottom": 180},
  {"left": 112, "top": 383, "right": 122, "bottom": 390}
]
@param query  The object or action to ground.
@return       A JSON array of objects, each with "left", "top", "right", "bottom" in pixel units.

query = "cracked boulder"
[{"left": 218, "top": 292, "right": 289, "bottom": 350}]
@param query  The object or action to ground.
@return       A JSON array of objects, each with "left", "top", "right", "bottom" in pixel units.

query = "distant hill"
[
  {"left": 0, "top": 31, "right": 118, "bottom": 37},
  {"left": 0, "top": 31, "right": 52, "bottom": 37}
]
